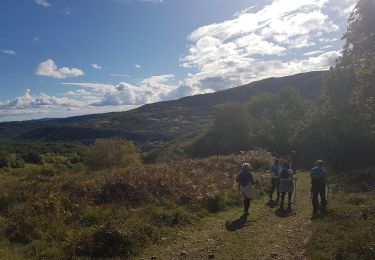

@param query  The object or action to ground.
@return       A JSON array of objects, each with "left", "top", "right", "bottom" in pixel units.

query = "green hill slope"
[{"left": 0, "top": 71, "right": 324, "bottom": 149}]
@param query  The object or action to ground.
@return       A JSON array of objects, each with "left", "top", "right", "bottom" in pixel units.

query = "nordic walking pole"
[{"left": 293, "top": 179, "right": 296, "bottom": 215}]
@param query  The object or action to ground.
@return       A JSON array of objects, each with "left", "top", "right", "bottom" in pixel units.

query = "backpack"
[{"left": 280, "top": 168, "right": 290, "bottom": 179}]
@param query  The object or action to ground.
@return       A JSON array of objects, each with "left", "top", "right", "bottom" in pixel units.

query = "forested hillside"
[{"left": 0, "top": 71, "right": 324, "bottom": 150}]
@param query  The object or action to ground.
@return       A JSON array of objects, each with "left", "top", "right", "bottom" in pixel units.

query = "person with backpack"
[
  {"left": 236, "top": 163, "right": 257, "bottom": 216},
  {"left": 269, "top": 158, "right": 281, "bottom": 202},
  {"left": 278, "top": 161, "right": 295, "bottom": 211},
  {"left": 310, "top": 160, "right": 328, "bottom": 219}
]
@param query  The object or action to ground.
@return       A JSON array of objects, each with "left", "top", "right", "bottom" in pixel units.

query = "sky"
[{"left": 0, "top": 0, "right": 357, "bottom": 122}]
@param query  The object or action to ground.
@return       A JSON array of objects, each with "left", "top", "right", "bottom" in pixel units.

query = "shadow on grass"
[
  {"left": 225, "top": 214, "right": 253, "bottom": 231},
  {"left": 266, "top": 199, "right": 278, "bottom": 208},
  {"left": 275, "top": 207, "right": 295, "bottom": 218}
]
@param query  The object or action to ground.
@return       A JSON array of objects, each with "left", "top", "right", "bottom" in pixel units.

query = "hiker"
[
  {"left": 310, "top": 160, "right": 328, "bottom": 218},
  {"left": 236, "top": 163, "right": 257, "bottom": 216},
  {"left": 269, "top": 158, "right": 281, "bottom": 202},
  {"left": 278, "top": 161, "right": 295, "bottom": 210}
]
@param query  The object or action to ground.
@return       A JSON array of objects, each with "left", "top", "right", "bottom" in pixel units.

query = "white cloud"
[
  {"left": 327, "top": 0, "right": 357, "bottom": 16},
  {"left": 35, "top": 59, "right": 84, "bottom": 79},
  {"left": 1, "top": 49, "right": 16, "bottom": 55},
  {"left": 133, "top": 64, "right": 142, "bottom": 69},
  {"left": 0, "top": 89, "right": 83, "bottom": 110},
  {"left": 108, "top": 73, "right": 129, "bottom": 77},
  {"left": 63, "top": 7, "right": 72, "bottom": 15},
  {"left": 304, "top": 50, "right": 325, "bottom": 56},
  {"left": 180, "top": 0, "right": 352, "bottom": 92},
  {"left": 35, "top": 0, "right": 51, "bottom": 7},
  {"left": 91, "top": 64, "right": 102, "bottom": 70},
  {"left": 61, "top": 82, "right": 115, "bottom": 92},
  {"left": 96, "top": 74, "right": 176, "bottom": 106},
  {"left": 62, "top": 75, "right": 177, "bottom": 106}
]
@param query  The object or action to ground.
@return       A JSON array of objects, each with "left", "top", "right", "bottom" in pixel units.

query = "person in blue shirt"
[
  {"left": 236, "top": 163, "right": 255, "bottom": 215},
  {"left": 269, "top": 159, "right": 281, "bottom": 202},
  {"left": 310, "top": 160, "right": 328, "bottom": 218}
]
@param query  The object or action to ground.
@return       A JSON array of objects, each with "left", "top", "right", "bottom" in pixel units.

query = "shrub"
[
  {"left": 0, "top": 151, "right": 10, "bottom": 168},
  {"left": 84, "top": 139, "right": 141, "bottom": 170},
  {"left": 74, "top": 221, "right": 157, "bottom": 258},
  {"left": 25, "top": 152, "right": 43, "bottom": 165},
  {"left": 10, "top": 157, "right": 25, "bottom": 169}
]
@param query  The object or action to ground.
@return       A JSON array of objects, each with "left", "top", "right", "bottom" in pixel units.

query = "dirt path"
[{"left": 138, "top": 173, "right": 312, "bottom": 260}]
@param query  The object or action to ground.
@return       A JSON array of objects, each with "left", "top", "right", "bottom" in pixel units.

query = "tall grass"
[{"left": 0, "top": 150, "right": 273, "bottom": 259}]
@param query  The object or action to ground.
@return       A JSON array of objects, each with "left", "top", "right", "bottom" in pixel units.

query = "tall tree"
[{"left": 317, "top": 0, "right": 375, "bottom": 170}]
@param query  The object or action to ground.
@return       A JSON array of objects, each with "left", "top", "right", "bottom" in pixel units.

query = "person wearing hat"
[
  {"left": 236, "top": 163, "right": 257, "bottom": 216},
  {"left": 310, "top": 160, "right": 328, "bottom": 218}
]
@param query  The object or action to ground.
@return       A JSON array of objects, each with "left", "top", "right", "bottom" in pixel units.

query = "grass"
[
  {"left": 0, "top": 151, "right": 273, "bottom": 259},
  {"left": 307, "top": 170, "right": 375, "bottom": 259}
]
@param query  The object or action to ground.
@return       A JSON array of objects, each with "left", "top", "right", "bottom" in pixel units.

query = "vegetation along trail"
[{"left": 139, "top": 172, "right": 313, "bottom": 260}]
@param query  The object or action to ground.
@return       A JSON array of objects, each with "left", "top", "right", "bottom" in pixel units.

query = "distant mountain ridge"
[{"left": 0, "top": 71, "right": 324, "bottom": 149}]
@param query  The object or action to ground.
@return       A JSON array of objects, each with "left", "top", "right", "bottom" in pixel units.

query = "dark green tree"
[{"left": 246, "top": 88, "right": 309, "bottom": 155}]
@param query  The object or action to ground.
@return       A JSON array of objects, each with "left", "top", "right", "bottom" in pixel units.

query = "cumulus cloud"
[
  {"left": 0, "top": 89, "right": 83, "bottom": 111},
  {"left": 62, "top": 75, "right": 177, "bottom": 106},
  {"left": 91, "top": 64, "right": 102, "bottom": 70},
  {"left": 180, "top": 0, "right": 352, "bottom": 92},
  {"left": 1, "top": 49, "right": 16, "bottom": 55},
  {"left": 304, "top": 50, "right": 326, "bottom": 56},
  {"left": 35, "top": 0, "right": 51, "bottom": 7},
  {"left": 35, "top": 59, "right": 84, "bottom": 79},
  {"left": 96, "top": 74, "right": 176, "bottom": 106}
]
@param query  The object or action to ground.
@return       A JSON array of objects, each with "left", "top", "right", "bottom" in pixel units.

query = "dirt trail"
[{"left": 138, "top": 173, "right": 312, "bottom": 260}]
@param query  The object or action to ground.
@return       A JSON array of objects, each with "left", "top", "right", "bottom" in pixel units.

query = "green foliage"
[
  {"left": 189, "top": 89, "right": 309, "bottom": 158},
  {"left": 0, "top": 151, "right": 10, "bottom": 168},
  {"left": 84, "top": 138, "right": 141, "bottom": 170},
  {"left": 24, "top": 152, "right": 43, "bottom": 165}
]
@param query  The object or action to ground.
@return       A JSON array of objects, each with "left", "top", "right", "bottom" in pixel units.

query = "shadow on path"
[
  {"left": 225, "top": 214, "right": 253, "bottom": 231},
  {"left": 275, "top": 207, "right": 295, "bottom": 218}
]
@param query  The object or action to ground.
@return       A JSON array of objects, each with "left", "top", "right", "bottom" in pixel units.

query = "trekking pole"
[{"left": 293, "top": 179, "right": 297, "bottom": 215}]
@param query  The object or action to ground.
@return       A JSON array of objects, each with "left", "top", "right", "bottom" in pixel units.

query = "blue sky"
[{"left": 0, "top": 0, "right": 357, "bottom": 121}]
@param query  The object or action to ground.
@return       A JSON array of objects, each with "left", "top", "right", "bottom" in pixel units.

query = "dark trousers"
[
  {"left": 280, "top": 192, "right": 292, "bottom": 207},
  {"left": 244, "top": 197, "right": 251, "bottom": 213},
  {"left": 270, "top": 178, "right": 280, "bottom": 200},
  {"left": 312, "top": 186, "right": 327, "bottom": 213}
]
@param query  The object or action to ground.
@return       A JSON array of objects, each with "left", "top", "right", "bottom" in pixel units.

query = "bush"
[
  {"left": 0, "top": 151, "right": 10, "bottom": 168},
  {"left": 84, "top": 139, "right": 141, "bottom": 170},
  {"left": 25, "top": 152, "right": 43, "bottom": 165},
  {"left": 74, "top": 221, "right": 157, "bottom": 258},
  {"left": 10, "top": 157, "right": 25, "bottom": 169}
]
